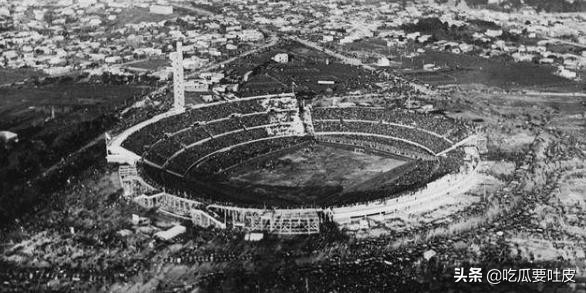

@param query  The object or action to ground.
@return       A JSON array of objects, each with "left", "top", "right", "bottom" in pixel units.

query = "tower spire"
[{"left": 170, "top": 41, "right": 185, "bottom": 111}]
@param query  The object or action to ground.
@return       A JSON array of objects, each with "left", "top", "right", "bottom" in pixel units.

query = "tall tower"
[{"left": 170, "top": 42, "right": 185, "bottom": 111}]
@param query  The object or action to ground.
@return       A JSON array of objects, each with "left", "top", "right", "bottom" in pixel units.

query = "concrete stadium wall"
[{"left": 330, "top": 159, "right": 480, "bottom": 224}]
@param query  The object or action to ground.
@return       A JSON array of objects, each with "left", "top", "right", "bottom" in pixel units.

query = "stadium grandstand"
[{"left": 106, "top": 93, "right": 480, "bottom": 235}]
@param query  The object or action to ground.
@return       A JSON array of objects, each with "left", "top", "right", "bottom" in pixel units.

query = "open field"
[
  {"left": 0, "top": 68, "right": 46, "bottom": 85},
  {"left": 111, "top": 7, "right": 180, "bottom": 27},
  {"left": 0, "top": 81, "right": 153, "bottom": 228},
  {"left": 231, "top": 144, "right": 408, "bottom": 191},
  {"left": 175, "top": 144, "right": 414, "bottom": 207},
  {"left": 223, "top": 40, "right": 383, "bottom": 96},
  {"left": 0, "top": 83, "right": 151, "bottom": 131},
  {"left": 400, "top": 52, "right": 583, "bottom": 91},
  {"left": 155, "top": 143, "right": 419, "bottom": 208},
  {"left": 240, "top": 61, "right": 382, "bottom": 96},
  {"left": 224, "top": 40, "right": 333, "bottom": 76}
]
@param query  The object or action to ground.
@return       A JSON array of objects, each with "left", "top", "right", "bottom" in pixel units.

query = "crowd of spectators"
[
  {"left": 313, "top": 120, "right": 451, "bottom": 154},
  {"left": 122, "top": 97, "right": 282, "bottom": 154},
  {"left": 145, "top": 112, "right": 297, "bottom": 165},
  {"left": 167, "top": 128, "right": 271, "bottom": 174},
  {"left": 132, "top": 100, "right": 473, "bottom": 209},
  {"left": 312, "top": 106, "right": 469, "bottom": 141},
  {"left": 113, "top": 87, "right": 173, "bottom": 133},
  {"left": 196, "top": 136, "right": 313, "bottom": 174},
  {"left": 317, "top": 134, "right": 433, "bottom": 160},
  {"left": 333, "top": 159, "right": 441, "bottom": 206}
]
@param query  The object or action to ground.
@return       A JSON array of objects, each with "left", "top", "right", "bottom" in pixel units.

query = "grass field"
[
  {"left": 110, "top": 8, "right": 180, "bottom": 27},
  {"left": 218, "top": 144, "right": 411, "bottom": 206},
  {"left": 400, "top": 52, "right": 583, "bottom": 91},
  {"left": 0, "top": 83, "right": 151, "bottom": 131},
  {"left": 224, "top": 40, "right": 383, "bottom": 96},
  {"left": 231, "top": 144, "right": 407, "bottom": 190},
  {"left": 0, "top": 68, "right": 46, "bottom": 85}
]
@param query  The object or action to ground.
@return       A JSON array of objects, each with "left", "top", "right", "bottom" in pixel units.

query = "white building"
[
  {"left": 322, "top": 35, "right": 334, "bottom": 43},
  {"left": 272, "top": 53, "right": 288, "bottom": 63},
  {"left": 245, "top": 232, "right": 264, "bottom": 241},
  {"left": 154, "top": 225, "right": 186, "bottom": 241},
  {"left": 555, "top": 66, "right": 577, "bottom": 80},
  {"left": 318, "top": 80, "right": 335, "bottom": 85},
  {"left": 0, "top": 131, "right": 18, "bottom": 144},
  {"left": 376, "top": 57, "right": 390, "bottom": 67},
  {"left": 185, "top": 80, "right": 209, "bottom": 92},
  {"left": 238, "top": 29, "right": 264, "bottom": 42},
  {"left": 485, "top": 29, "right": 503, "bottom": 38}
]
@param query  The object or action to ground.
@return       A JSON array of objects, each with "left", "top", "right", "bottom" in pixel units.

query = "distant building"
[
  {"left": 318, "top": 80, "right": 335, "bottom": 85},
  {"left": 0, "top": 7, "right": 9, "bottom": 17},
  {"left": 485, "top": 29, "right": 503, "bottom": 38},
  {"left": 238, "top": 29, "right": 264, "bottom": 42},
  {"left": 272, "top": 53, "right": 288, "bottom": 63},
  {"left": 201, "top": 95, "right": 213, "bottom": 103},
  {"left": 376, "top": 57, "right": 390, "bottom": 67},
  {"left": 105, "top": 56, "right": 122, "bottom": 64},
  {"left": 185, "top": 80, "right": 209, "bottom": 92},
  {"left": 154, "top": 225, "right": 186, "bottom": 241},
  {"left": 245, "top": 232, "right": 264, "bottom": 241},
  {"left": 43, "top": 66, "right": 72, "bottom": 76},
  {"left": 555, "top": 66, "right": 577, "bottom": 80},
  {"left": 150, "top": 5, "right": 173, "bottom": 15},
  {"left": 322, "top": 35, "right": 334, "bottom": 43},
  {"left": 512, "top": 52, "right": 534, "bottom": 62},
  {"left": 423, "top": 64, "right": 437, "bottom": 71}
]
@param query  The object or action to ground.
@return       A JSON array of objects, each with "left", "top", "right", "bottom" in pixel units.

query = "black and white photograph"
[{"left": 0, "top": 0, "right": 585, "bottom": 292}]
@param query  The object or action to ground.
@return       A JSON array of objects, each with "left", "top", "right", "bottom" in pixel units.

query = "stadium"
[
  {"left": 106, "top": 92, "right": 480, "bottom": 235},
  {"left": 101, "top": 42, "right": 481, "bottom": 235}
]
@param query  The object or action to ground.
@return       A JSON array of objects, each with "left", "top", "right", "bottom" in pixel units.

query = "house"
[
  {"left": 485, "top": 29, "right": 503, "bottom": 38},
  {"left": 238, "top": 29, "right": 264, "bottom": 42},
  {"left": 185, "top": 80, "right": 209, "bottom": 92},
  {"left": 154, "top": 225, "right": 186, "bottom": 241},
  {"left": 202, "top": 95, "right": 214, "bottom": 103},
  {"left": 376, "top": 57, "right": 390, "bottom": 67},
  {"left": 423, "top": 64, "right": 437, "bottom": 71},
  {"left": 555, "top": 66, "right": 577, "bottom": 80}
]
